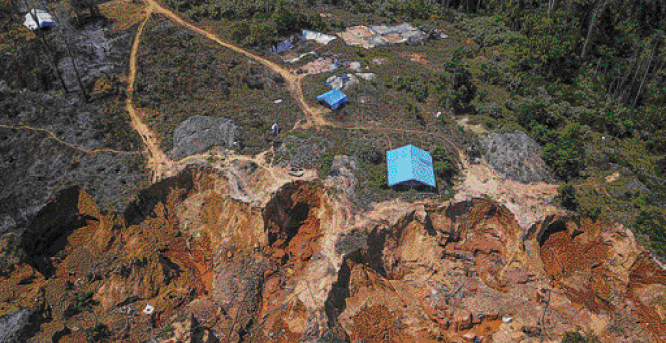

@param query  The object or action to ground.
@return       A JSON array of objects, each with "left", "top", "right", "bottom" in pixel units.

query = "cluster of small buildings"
[{"left": 270, "top": 26, "right": 438, "bottom": 190}]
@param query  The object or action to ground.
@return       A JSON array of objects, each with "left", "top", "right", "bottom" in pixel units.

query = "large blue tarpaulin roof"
[
  {"left": 386, "top": 145, "right": 436, "bottom": 187},
  {"left": 316, "top": 89, "right": 347, "bottom": 109}
]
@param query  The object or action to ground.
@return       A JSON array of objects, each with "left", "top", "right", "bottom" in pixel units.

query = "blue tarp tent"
[
  {"left": 316, "top": 89, "right": 347, "bottom": 109},
  {"left": 270, "top": 36, "right": 294, "bottom": 54},
  {"left": 23, "top": 9, "right": 56, "bottom": 31},
  {"left": 386, "top": 145, "right": 436, "bottom": 188}
]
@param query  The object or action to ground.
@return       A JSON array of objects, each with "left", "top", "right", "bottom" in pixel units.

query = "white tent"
[
  {"left": 23, "top": 9, "right": 56, "bottom": 31},
  {"left": 300, "top": 30, "right": 337, "bottom": 45}
]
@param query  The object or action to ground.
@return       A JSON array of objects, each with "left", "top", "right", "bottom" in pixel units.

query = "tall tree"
[
  {"left": 581, "top": 0, "right": 608, "bottom": 58},
  {"left": 634, "top": 32, "right": 664, "bottom": 106}
]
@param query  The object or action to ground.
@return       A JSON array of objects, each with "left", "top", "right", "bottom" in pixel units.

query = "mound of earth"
[
  {"left": 480, "top": 130, "right": 551, "bottom": 184},
  {"left": 168, "top": 116, "right": 237, "bottom": 160}
]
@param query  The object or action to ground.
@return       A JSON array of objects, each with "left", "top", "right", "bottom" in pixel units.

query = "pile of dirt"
[{"left": 480, "top": 130, "right": 551, "bottom": 183}]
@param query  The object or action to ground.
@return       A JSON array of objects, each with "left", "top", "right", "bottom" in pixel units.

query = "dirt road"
[
  {"left": 145, "top": 0, "right": 331, "bottom": 128},
  {"left": 0, "top": 124, "right": 143, "bottom": 156}
]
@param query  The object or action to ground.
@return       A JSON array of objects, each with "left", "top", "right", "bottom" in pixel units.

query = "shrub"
[
  {"left": 581, "top": 204, "right": 602, "bottom": 220},
  {"left": 366, "top": 163, "right": 388, "bottom": 189},
  {"left": 248, "top": 23, "right": 277, "bottom": 46},
  {"left": 356, "top": 145, "right": 384, "bottom": 165},
  {"left": 432, "top": 146, "right": 458, "bottom": 182},
  {"left": 542, "top": 123, "right": 586, "bottom": 181},
  {"left": 454, "top": 15, "right": 518, "bottom": 47},
  {"left": 229, "top": 20, "right": 250, "bottom": 43},
  {"left": 656, "top": 156, "right": 666, "bottom": 178},
  {"left": 635, "top": 206, "right": 666, "bottom": 257},
  {"left": 476, "top": 102, "right": 503, "bottom": 119},
  {"left": 557, "top": 183, "right": 578, "bottom": 211}
]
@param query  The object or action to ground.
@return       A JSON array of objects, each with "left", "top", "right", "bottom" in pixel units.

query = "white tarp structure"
[
  {"left": 300, "top": 30, "right": 337, "bottom": 45},
  {"left": 23, "top": 9, "right": 56, "bottom": 31}
]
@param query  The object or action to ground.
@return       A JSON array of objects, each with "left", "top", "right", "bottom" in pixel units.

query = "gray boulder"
[
  {"left": 169, "top": 116, "right": 237, "bottom": 160},
  {"left": 0, "top": 309, "right": 35, "bottom": 343},
  {"left": 480, "top": 130, "right": 551, "bottom": 183}
]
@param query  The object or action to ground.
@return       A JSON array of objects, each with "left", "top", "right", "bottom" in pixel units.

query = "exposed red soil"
[{"left": 350, "top": 305, "right": 408, "bottom": 343}]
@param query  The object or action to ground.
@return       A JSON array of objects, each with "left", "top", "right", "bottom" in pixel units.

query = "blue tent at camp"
[
  {"left": 386, "top": 145, "right": 436, "bottom": 188},
  {"left": 23, "top": 9, "right": 56, "bottom": 31},
  {"left": 316, "top": 89, "right": 347, "bottom": 109}
]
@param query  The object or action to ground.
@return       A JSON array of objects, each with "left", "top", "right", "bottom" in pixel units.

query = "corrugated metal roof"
[{"left": 386, "top": 145, "right": 436, "bottom": 188}]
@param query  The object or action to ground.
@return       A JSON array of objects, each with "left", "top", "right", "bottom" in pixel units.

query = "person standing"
[{"left": 271, "top": 123, "right": 280, "bottom": 138}]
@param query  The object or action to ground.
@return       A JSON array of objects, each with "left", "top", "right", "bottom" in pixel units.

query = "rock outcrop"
[
  {"left": 168, "top": 116, "right": 237, "bottom": 160},
  {"left": 480, "top": 130, "right": 551, "bottom": 183}
]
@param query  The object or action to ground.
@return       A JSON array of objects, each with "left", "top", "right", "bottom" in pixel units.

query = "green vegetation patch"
[{"left": 135, "top": 14, "right": 300, "bottom": 154}]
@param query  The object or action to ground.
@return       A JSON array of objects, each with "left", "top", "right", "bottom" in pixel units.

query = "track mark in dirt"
[{"left": 0, "top": 124, "right": 143, "bottom": 156}]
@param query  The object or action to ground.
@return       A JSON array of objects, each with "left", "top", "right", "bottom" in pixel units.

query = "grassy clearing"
[{"left": 134, "top": 14, "right": 301, "bottom": 155}]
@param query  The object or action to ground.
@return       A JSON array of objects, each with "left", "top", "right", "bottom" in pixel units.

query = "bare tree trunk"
[
  {"left": 61, "top": 31, "right": 89, "bottom": 102},
  {"left": 615, "top": 48, "right": 639, "bottom": 100},
  {"left": 548, "top": 0, "right": 557, "bottom": 17},
  {"left": 581, "top": 0, "right": 606, "bottom": 59},
  {"left": 45, "top": 2, "right": 90, "bottom": 102},
  {"left": 624, "top": 48, "right": 647, "bottom": 104},
  {"left": 39, "top": 35, "right": 70, "bottom": 92},
  {"left": 594, "top": 57, "right": 602, "bottom": 77},
  {"left": 633, "top": 43, "right": 659, "bottom": 107}
]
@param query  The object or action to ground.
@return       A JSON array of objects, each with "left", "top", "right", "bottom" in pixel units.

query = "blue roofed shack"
[
  {"left": 316, "top": 89, "right": 347, "bottom": 109},
  {"left": 386, "top": 145, "right": 436, "bottom": 189}
]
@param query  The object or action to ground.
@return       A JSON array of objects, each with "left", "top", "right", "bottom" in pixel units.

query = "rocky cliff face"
[{"left": 1, "top": 163, "right": 665, "bottom": 343}]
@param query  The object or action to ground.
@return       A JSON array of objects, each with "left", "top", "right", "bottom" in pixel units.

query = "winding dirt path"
[
  {"left": 0, "top": 124, "right": 143, "bottom": 156},
  {"left": 145, "top": 0, "right": 331, "bottom": 128},
  {"left": 125, "top": 2, "right": 176, "bottom": 182}
]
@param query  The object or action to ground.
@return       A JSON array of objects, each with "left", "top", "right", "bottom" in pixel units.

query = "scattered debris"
[
  {"left": 355, "top": 72, "right": 377, "bottom": 81},
  {"left": 337, "top": 22, "right": 428, "bottom": 49},
  {"left": 324, "top": 73, "right": 359, "bottom": 91},
  {"left": 143, "top": 303, "right": 155, "bottom": 315},
  {"left": 349, "top": 61, "right": 362, "bottom": 72},
  {"left": 286, "top": 51, "right": 317, "bottom": 64},
  {"left": 300, "top": 57, "right": 338, "bottom": 75},
  {"left": 372, "top": 57, "right": 388, "bottom": 65}
]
